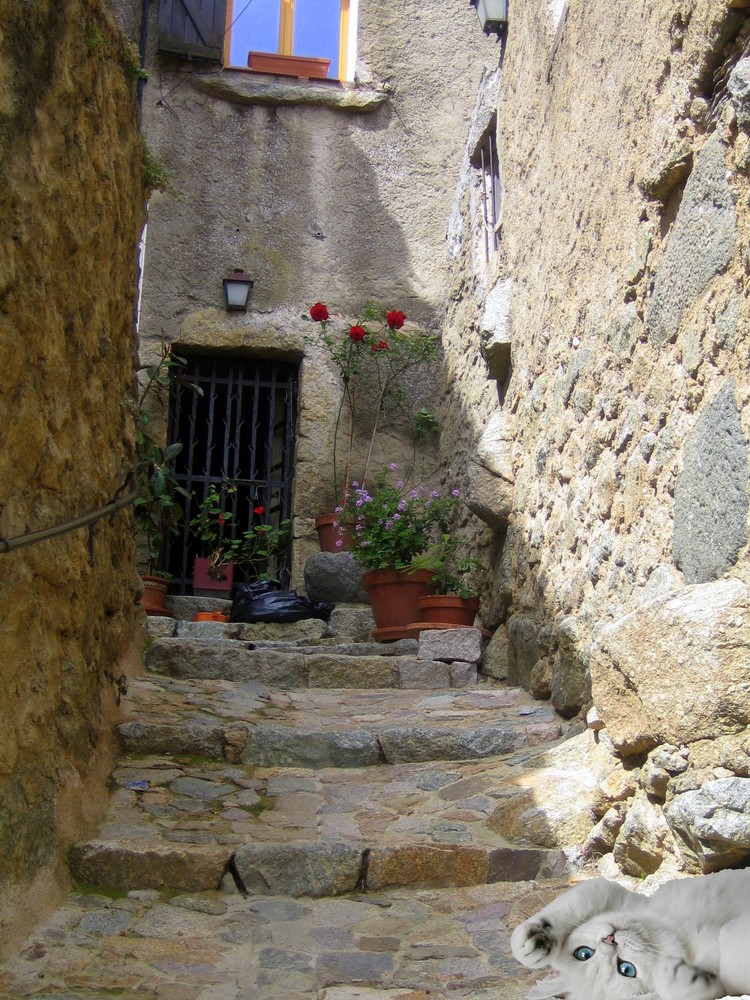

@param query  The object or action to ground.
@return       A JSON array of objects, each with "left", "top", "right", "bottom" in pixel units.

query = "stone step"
[
  {"left": 1, "top": 880, "right": 571, "bottom": 999},
  {"left": 67, "top": 748, "right": 572, "bottom": 896},
  {"left": 145, "top": 637, "right": 483, "bottom": 690},
  {"left": 117, "top": 675, "right": 562, "bottom": 766}
]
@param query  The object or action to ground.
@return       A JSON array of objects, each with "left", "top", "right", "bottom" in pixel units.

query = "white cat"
[{"left": 510, "top": 869, "right": 750, "bottom": 1000}]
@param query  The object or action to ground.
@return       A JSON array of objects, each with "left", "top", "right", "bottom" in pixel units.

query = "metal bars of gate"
[{"left": 166, "top": 354, "right": 298, "bottom": 594}]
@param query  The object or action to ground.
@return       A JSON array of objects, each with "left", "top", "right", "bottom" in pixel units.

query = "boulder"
[
  {"left": 612, "top": 791, "right": 678, "bottom": 878},
  {"left": 589, "top": 577, "right": 750, "bottom": 754},
  {"left": 664, "top": 777, "right": 750, "bottom": 871},
  {"left": 304, "top": 552, "right": 368, "bottom": 603}
]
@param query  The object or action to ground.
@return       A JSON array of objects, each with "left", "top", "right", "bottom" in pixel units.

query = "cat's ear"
[{"left": 527, "top": 971, "right": 568, "bottom": 999}]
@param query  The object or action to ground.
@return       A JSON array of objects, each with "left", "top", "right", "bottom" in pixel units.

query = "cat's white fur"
[{"left": 510, "top": 870, "right": 750, "bottom": 1000}]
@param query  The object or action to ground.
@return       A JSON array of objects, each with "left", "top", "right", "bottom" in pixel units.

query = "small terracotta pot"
[
  {"left": 140, "top": 575, "right": 173, "bottom": 617},
  {"left": 416, "top": 594, "right": 480, "bottom": 627},
  {"left": 315, "top": 513, "right": 355, "bottom": 553},
  {"left": 193, "top": 611, "right": 215, "bottom": 622}
]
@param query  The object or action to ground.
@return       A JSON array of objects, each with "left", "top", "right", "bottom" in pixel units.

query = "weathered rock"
[
  {"left": 612, "top": 791, "right": 677, "bottom": 878},
  {"left": 68, "top": 841, "right": 228, "bottom": 892},
  {"left": 487, "top": 770, "right": 597, "bottom": 849},
  {"left": 590, "top": 578, "right": 750, "bottom": 754},
  {"left": 506, "top": 614, "right": 541, "bottom": 690},
  {"left": 664, "top": 777, "right": 750, "bottom": 871},
  {"left": 646, "top": 135, "right": 737, "bottom": 344},
  {"left": 241, "top": 726, "right": 383, "bottom": 768},
  {"left": 117, "top": 720, "right": 227, "bottom": 759},
  {"left": 365, "top": 845, "right": 488, "bottom": 890},
  {"left": 327, "top": 606, "right": 377, "bottom": 641},
  {"left": 673, "top": 381, "right": 749, "bottom": 584},
  {"left": 146, "top": 638, "right": 310, "bottom": 687},
  {"left": 306, "top": 652, "right": 398, "bottom": 688},
  {"left": 377, "top": 725, "right": 526, "bottom": 764},
  {"left": 304, "top": 552, "right": 369, "bottom": 604},
  {"left": 230, "top": 619, "right": 329, "bottom": 642},
  {"left": 418, "top": 628, "right": 484, "bottom": 663},
  {"left": 481, "top": 626, "right": 509, "bottom": 680},
  {"left": 729, "top": 57, "right": 750, "bottom": 129},
  {"left": 233, "top": 843, "right": 362, "bottom": 897},
  {"left": 551, "top": 615, "right": 590, "bottom": 718},
  {"left": 466, "top": 414, "right": 515, "bottom": 531}
]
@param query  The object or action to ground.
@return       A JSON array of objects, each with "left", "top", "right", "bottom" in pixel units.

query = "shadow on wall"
[{"left": 142, "top": 98, "right": 436, "bottom": 326}]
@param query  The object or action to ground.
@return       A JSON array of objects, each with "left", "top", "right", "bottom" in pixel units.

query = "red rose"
[
  {"left": 253, "top": 505, "right": 265, "bottom": 515},
  {"left": 218, "top": 513, "right": 226, "bottom": 526},
  {"left": 385, "top": 309, "right": 406, "bottom": 329},
  {"left": 372, "top": 339, "right": 389, "bottom": 352},
  {"left": 349, "top": 325, "right": 366, "bottom": 342},
  {"left": 310, "top": 302, "right": 329, "bottom": 322}
]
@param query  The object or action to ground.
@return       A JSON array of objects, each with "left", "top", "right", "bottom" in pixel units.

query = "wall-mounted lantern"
[
  {"left": 470, "top": 0, "right": 508, "bottom": 35},
  {"left": 223, "top": 269, "right": 254, "bottom": 311}
]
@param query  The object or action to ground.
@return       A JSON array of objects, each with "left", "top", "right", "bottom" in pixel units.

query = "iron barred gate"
[{"left": 166, "top": 354, "right": 298, "bottom": 594}]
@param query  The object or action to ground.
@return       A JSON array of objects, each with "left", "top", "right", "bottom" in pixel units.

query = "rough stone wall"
[
  {"left": 133, "top": 0, "right": 495, "bottom": 580},
  {"left": 0, "top": 0, "right": 144, "bottom": 953},
  {"left": 442, "top": 0, "right": 750, "bottom": 874}
]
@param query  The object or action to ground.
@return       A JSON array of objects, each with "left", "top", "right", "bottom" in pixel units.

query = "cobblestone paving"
[{"left": 1, "top": 881, "right": 569, "bottom": 1000}]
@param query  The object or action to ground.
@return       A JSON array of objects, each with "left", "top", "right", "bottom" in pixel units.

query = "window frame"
[
  {"left": 226, "top": 0, "right": 353, "bottom": 81},
  {"left": 471, "top": 119, "right": 503, "bottom": 264}
]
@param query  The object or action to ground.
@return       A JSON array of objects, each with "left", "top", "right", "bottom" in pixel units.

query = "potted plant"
[
  {"left": 305, "top": 301, "right": 438, "bottom": 552},
  {"left": 414, "top": 540, "right": 481, "bottom": 628},
  {"left": 133, "top": 347, "right": 200, "bottom": 614},
  {"left": 188, "top": 483, "right": 239, "bottom": 597},
  {"left": 230, "top": 512, "right": 292, "bottom": 583},
  {"left": 342, "top": 466, "right": 459, "bottom": 640}
]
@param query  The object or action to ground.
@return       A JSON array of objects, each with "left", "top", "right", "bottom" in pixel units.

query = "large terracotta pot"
[
  {"left": 362, "top": 568, "right": 435, "bottom": 630},
  {"left": 193, "top": 557, "right": 234, "bottom": 597},
  {"left": 139, "top": 575, "right": 173, "bottom": 617},
  {"left": 315, "top": 513, "right": 355, "bottom": 553},
  {"left": 416, "top": 594, "right": 480, "bottom": 627}
]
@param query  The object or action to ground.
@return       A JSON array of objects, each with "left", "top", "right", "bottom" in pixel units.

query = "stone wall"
[
  {"left": 0, "top": 0, "right": 144, "bottom": 953},
  {"left": 442, "top": 0, "right": 750, "bottom": 872},
  {"left": 132, "top": 0, "right": 496, "bottom": 582}
]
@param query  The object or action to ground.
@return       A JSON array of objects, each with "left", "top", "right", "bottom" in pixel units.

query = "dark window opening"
[{"left": 165, "top": 354, "right": 298, "bottom": 594}]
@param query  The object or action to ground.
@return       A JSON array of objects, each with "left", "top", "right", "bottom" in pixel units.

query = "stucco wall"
[
  {"left": 133, "top": 0, "right": 497, "bottom": 582},
  {"left": 0, "top": 0, "right": 144, "bottom": 952}
]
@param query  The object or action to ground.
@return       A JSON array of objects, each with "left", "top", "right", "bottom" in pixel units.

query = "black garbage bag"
[{"left": 230, "top": 579, "right": 334, "bottom": 624}]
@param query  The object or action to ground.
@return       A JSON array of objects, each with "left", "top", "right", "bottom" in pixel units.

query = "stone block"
[
  {"left": 365, "top": 845, "right": 489, "bottom": 890},
  {"left": 147, "top": 617, "right": 176, "bottom": 638},
  {"left": 646, "top": 134, "right": 737, "bottom": 345},
  {"left": 231, "top": 619, "right": 328, "bottom": 642},
  {"left": 396, "top": 657, "right": 452, "bottom": 688},
  {"left": 417, "top": 628, "right": 484, "bottom": 663},
  {"left": 551, "top": 615, "right": 590, "bottom": 718},
  {"left": 481, "top": 626, "right": 509, "bottom": 679},
  {"left": 377, "top": 725, "right": 525, "bottom": 764},
  {"left": 176, "top": 620, "right": 230, "bottom": 638},
  {"left": 68, "top": 841, "right": 229, "bottom": 892},
  {"left": 233, "top": 843, "right": 362, "bottom": 897},
  {"left": 117, "top": 720, "right": 227, "bottom": 759},
  {"left": 304, "top": 552, "right": 368, "bottom": 603},
  {"left": 673, "top": 381, "right": 749, "bottom": 585},
  {"left": 487, "top": 847, "right": 545, "bottom": 882},
  {"left": 450, "top": 662, "right": 478, "bottom": 687},
  {"left": 146, "top": 638, "right": 309, "bottom": 688},
  {"left": 506, "top": 614, "right": 541, "bottom": 690},
  {"left": 327, "top": 605, "right": 376, "bottom": 641},
  {"left": 729, "top": 57, "right": 750, "bottom": 129},
  {"left": 241, "top": 726, "right": 382, "bottom": 768},
  {"left": 590, "top": 577, "right": 750, "bottom": 754},
  {"left": 665, "top": 777, "right": 750, "bottom": 871},
  {"left": 487, "top": 769, "right": 597, "bottom": 849}
]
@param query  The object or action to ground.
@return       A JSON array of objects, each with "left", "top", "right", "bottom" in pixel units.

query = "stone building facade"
[
  {"left": 128, "top": 0, "right": 497, "bottom": 586},
  {"left": 0, "top": 0, "right": 145, "bottom": 952},
  {"left": 442, "top": 0, "right": 750, "bottom": 874}
]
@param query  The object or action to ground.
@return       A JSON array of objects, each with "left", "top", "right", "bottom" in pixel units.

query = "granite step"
[
  {"left": 68, "top": 747, "right": 572, "bottom": 897},
  {"left": 116, "top": 674, "right": 563, "bottom": 766}
]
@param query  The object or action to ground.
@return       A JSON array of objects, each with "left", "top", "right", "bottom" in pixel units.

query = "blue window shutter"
[{"left": 158, "top": 0, "right": 228, "bottom": 60}]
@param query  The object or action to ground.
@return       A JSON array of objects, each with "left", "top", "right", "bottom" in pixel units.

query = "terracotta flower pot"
[
  {"left": 193, "top": 557, "right": 234, "bottom": 597},
  {"left": 315, "top": 513, "right": 355, "bottom": 553},
  {"left": 139, "top": 575, "right": 173, "bottom": 617},
  {"left": 362, "top": 568, "right": 435, "bottom": 631},
  {"left": 416, "top": 594, "right": 480, "bottom": 627}
]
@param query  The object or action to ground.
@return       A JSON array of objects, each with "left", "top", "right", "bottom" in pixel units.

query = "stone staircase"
[{"left": 1, "top": 599, "right": 582, "bottom": 1000}]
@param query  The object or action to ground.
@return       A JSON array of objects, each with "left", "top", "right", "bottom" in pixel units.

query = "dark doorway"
[{"left": 166, "top": 353, "right": 298, "bottom": 593}]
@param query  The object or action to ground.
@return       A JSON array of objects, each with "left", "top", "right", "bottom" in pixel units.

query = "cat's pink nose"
[{"left": 601, "top": 932, "right": 616, "bottom": 945}]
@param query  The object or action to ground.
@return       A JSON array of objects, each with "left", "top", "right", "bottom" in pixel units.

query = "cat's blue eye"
[
  {"left": 618, "top": 960, "right": 637, "bottom": 978},
  {"left": 573, "top": 946, "right": 595, "bottom": 962}
]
